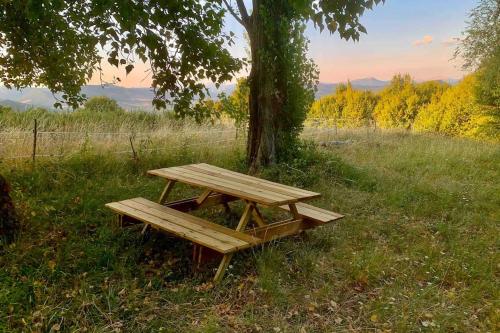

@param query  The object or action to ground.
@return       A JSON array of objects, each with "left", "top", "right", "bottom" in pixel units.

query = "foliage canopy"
[
  {"left": 309, "top": 82, "right": 378, "bottom": 127},
  {"left": 372, "top": 75, "right": 448, "bottom": 129},
  {"left": 455, "top": 0, "right": 500, "bottom": 107}
]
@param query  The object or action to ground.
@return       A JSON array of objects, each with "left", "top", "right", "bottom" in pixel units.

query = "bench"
[
  {"left": 280, "top": 202, "right": 344, "bottom": 224},
  {"left": 106, "top": 163, "right": 346, "bottom": 283},
  {"left": 105, "top": 197, "right": 261, "bottom": 254}
]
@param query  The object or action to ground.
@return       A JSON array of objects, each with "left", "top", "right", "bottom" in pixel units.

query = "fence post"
[
  {"left": 129, "top": 134, "right": 138, "bottom": 161},
  {"left": 32, "top": 119, "right": 38, "bottom": 164}
]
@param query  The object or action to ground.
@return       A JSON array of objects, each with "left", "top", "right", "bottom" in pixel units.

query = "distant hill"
[
  {"left": 0, "top": 77, "right": 460, "bottom": 110},
  {"left": 0, "top": 99, "right": 31, "bottom": 111},
  {"left": 316, "top": 77, "right": 390, "bottom": 97},
  {"left": 0, "top": 85, "right": 156, "bottom": 110}
]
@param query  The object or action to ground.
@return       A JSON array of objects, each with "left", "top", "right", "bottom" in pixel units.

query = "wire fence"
[{"left": 0, "top": 118, "right": 381, "bottom": 162}]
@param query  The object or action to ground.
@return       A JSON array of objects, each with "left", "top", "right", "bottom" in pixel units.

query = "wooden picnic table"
[{"left": 106, "top": 163, "right": 343, "bottom": 283}]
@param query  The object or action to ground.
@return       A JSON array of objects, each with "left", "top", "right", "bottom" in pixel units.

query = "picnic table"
[{"left": 106, "top": 163, "right": 343, "bottom": 283}]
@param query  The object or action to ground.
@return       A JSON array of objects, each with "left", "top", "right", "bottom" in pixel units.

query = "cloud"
[
  {"left": 413, "top": 35, "right": 433, "bottom": 46},
  {"left": 442, "top": 37, "right": 461, "bottom": 46}
]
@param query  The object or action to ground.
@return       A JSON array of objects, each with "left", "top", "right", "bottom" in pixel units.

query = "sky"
[{"left": 91, "top": 0, "right": 479, "bottom": 87}]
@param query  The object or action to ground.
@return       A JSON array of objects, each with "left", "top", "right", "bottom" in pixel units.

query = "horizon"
[{"left": 87, "top": 0, "right": 478, "bottom": 88}]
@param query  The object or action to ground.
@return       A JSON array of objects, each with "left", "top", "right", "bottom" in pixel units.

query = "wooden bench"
[
  {"left": 279, "top": 202, "right": 344, "bottom": 224},
  {"left": 105, "top": 197, "right": 261, "bottom": 254},
  {"left": 106, "top": 163, "right": 345, "bottom": 283}
]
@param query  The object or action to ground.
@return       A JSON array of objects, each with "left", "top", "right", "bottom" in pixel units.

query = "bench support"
[
  {"left": 164, "top": 194, "right": 238, "bottom": 212},
  {"left": 245, "top": 218, "right": 322, "bottom": 242},
  {"left": 251, "top": 206, "right": 267, "bottom": 227},
  {"left": 158, "top": 180, "right": 176, "bottom": 204},
  {"left": 213, "top": 201, "right": 254, "bottom": 284},
  {"left": 196, "top": 189, "right": 212, "bottom": 205},
  {"left": 214, "top": 254, "right": 233, "bottom": 284},
  {"left": 288, "top": 203, "right": 300, "bottom": 220},
  {"left": 236, "top": 202, "right": 254, "bottom": 231}
]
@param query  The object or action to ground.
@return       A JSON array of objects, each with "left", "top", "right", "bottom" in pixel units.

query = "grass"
[{"left": 0, "top": 128, "right": 498, "bottom": 332}]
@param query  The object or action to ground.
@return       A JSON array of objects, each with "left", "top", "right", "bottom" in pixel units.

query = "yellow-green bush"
[
  {"left": 373, "top": 74, "right": 448, "bottom": 129},
  {"left": 309, "top": 82, "right": 377, "bottom": 127},
  {"left": 414, "top": 75, "right": 499, "bottom": 141}
]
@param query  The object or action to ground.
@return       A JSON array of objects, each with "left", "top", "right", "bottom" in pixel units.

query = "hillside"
[
  {"left": 0, "top": 79, "right": 393, "bottom": 110},
  {"left": 0, "top": 78, "right": 463, "bottom": 111},
  {"left": 0, "top": 99, "right": 30, "bottom": 111},
  {"left": 0, "top": 127, "right": 497, "bottom": 332}
]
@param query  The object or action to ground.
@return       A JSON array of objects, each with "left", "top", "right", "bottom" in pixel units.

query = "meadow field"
[{"left": 0, "top": 110, "right": 498, "bottom": 332}]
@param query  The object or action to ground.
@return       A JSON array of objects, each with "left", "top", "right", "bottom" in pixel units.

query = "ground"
[{"left": 0, "top": 131, "right": 498, "bottom": 332}]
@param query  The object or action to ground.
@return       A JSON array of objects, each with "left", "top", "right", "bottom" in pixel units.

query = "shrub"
[
  {"left": 373, "top": 74, "right": 448, "bottom": 129},
  {"left": 309, "top": 82, "right": 377, "bottom": 127},
  {"left": 414, "top": 74, "right": 499, "bottom": 141},
  {"left": 81, "top": 96, "right": 124, "bottom": 114}
]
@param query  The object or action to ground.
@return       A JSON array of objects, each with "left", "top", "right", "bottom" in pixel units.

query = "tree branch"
[
  {"left": 222, "top": 0, "right": 245, "bottom": 27},
  {"left": 235, "top": 0, "right": 250, "bottom": 23}
]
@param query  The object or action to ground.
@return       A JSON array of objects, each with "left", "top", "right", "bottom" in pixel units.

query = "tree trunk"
[
  {"left": 0, "top": 174, "right": 19, "bottom": 245},
  {"left": 245, "top": 0, "right": 278, "bottom": 172}
]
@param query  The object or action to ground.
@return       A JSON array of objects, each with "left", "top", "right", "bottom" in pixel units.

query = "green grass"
[{"left": 0, "top": 131, "right": 498, "bottom": 332}]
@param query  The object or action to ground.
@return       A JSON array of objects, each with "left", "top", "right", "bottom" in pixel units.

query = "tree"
[
  {"left": 309, "top": 82, "right": 377, "bottom": 127},
  {"left": 414, "top": 75, "right": 499, "bottom": 141},
  {"left": 82, "top": 96, "right": 124, "bottom": 114},
  {"left": 373, "top": 74, "right": 447, "bottom": 129},
  {"left": 225, "top": 0, "right": 383, "bottom": 168},
  {"left": 217, "top": 78, "right": 250, "bottom": 129},
  {"left": 455, "top": 0, "right": 500, "bottom": 107},
  {"left": 373, "top": 74, "right": 418, "bottom": 128},
  {"left": 475, "top": 46, "right": 500, "bottom": 107},
  {"left": 0, "top": 0, "right": 384, "bottom": 170}
]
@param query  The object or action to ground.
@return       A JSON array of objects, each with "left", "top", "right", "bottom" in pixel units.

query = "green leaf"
[
  {"left": 125, "top": 64, "right": 134, "bottom": 75},
  {"left": 108, "top": 57, "right": 119, "bottom": 67}
]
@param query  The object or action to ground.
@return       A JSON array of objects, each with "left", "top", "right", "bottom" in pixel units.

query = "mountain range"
[{"left": 0, "top": 77, "right": 459, "bottom": 111}]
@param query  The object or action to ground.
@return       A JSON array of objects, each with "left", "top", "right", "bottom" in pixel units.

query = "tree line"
[{"left": 204, "top": 72, "right": 498, "bottom": 142}]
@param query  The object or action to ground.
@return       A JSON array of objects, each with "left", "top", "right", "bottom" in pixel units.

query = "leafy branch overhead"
[
  {"left": 0, "top": 1, "right": 242, "bottom": 114},
  {"left": 0, "top": 0, "right": 383, "bottom": 114}
]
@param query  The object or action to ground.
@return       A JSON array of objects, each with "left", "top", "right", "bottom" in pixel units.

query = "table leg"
[
  {"left": 213, "top": 201, "right": 254, "bottom": 283},
  {"left": 195, "top": 189, "right": 212, "bottom": 205},
  {"left": 288, "top": 203, "right": 301, "bottom": 220},
  {"left": 214, "top": 253, "right": 233, "bottom": 284},
  {"left": 222, "top": 202, "right": 231, "bottom": 214},
  {"left": 251, "top": 205, "right": 267, "bottom": 227},
  {"left": 158, "top": 180, "right": 176, "bottom": 204},
  {"left": 236, "top": 202, "right": 254, "bottom": 231}
]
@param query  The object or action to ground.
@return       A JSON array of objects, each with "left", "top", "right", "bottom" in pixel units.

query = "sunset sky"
[{"left": 91, "top": 0, "right": 479, "bottom": 87}]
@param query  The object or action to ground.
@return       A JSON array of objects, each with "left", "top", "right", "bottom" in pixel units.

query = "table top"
[{"left": 147, "top": 163, "right": 320, "bottom": 206}]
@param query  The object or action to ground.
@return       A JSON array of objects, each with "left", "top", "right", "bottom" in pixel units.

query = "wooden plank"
[
  {"left": 120, "top": 199, "right": 251, "bottom": 249},
  {"left": 279, "top": 202, "right": 344, "bottom": 223},
  {"left": 172, "top": 166, "right": 295, "bottom": 203},
  {"left": 164, "top": 193, "right": 238, "bottom": 212},
  {"left": 158, "top": 180, "right": 176, "bottom": 204},
  {"left": 188, "top": 163, "right": 320, "bottom": 199},
  {"left": 293, "top": 203, "right": 344, "bottom": 221},
  {"left": 150, "top": 167, "right": 293, "bottom": 206},
  {"left": 149, "top": 168, "right": 276, "bottom": 205},
  {"left": 131, "top": 198, "right": 261, "bottom": 245},
  {"left": 288, "top": 203, "right": 301, "bottom": 220},
  {"left": 105, "top": 202, "right": 239, "bottom": 253},
  {"left": 196, "top": 189, "right": 212, "bottom": 205},
  {"left": 151, "top": 166, "right": 298, "bottom": 204},
  {"left": 194, "top": 163, "right": 320, "bottom": 197},
  {"left": 251, "top": 205, "right": 267, "bottom": 227},
  {"left": 244, "top": 219, "right": 314, "bottom": 242},
  {"left": 236, "top": 202, "right": 254, "bottom": 231},
  {"left": 184, "top": 164, "right": 306, "bottom": 199},
  {"left": 213, "top": 253, "right": 233, "bottom": 284}
]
